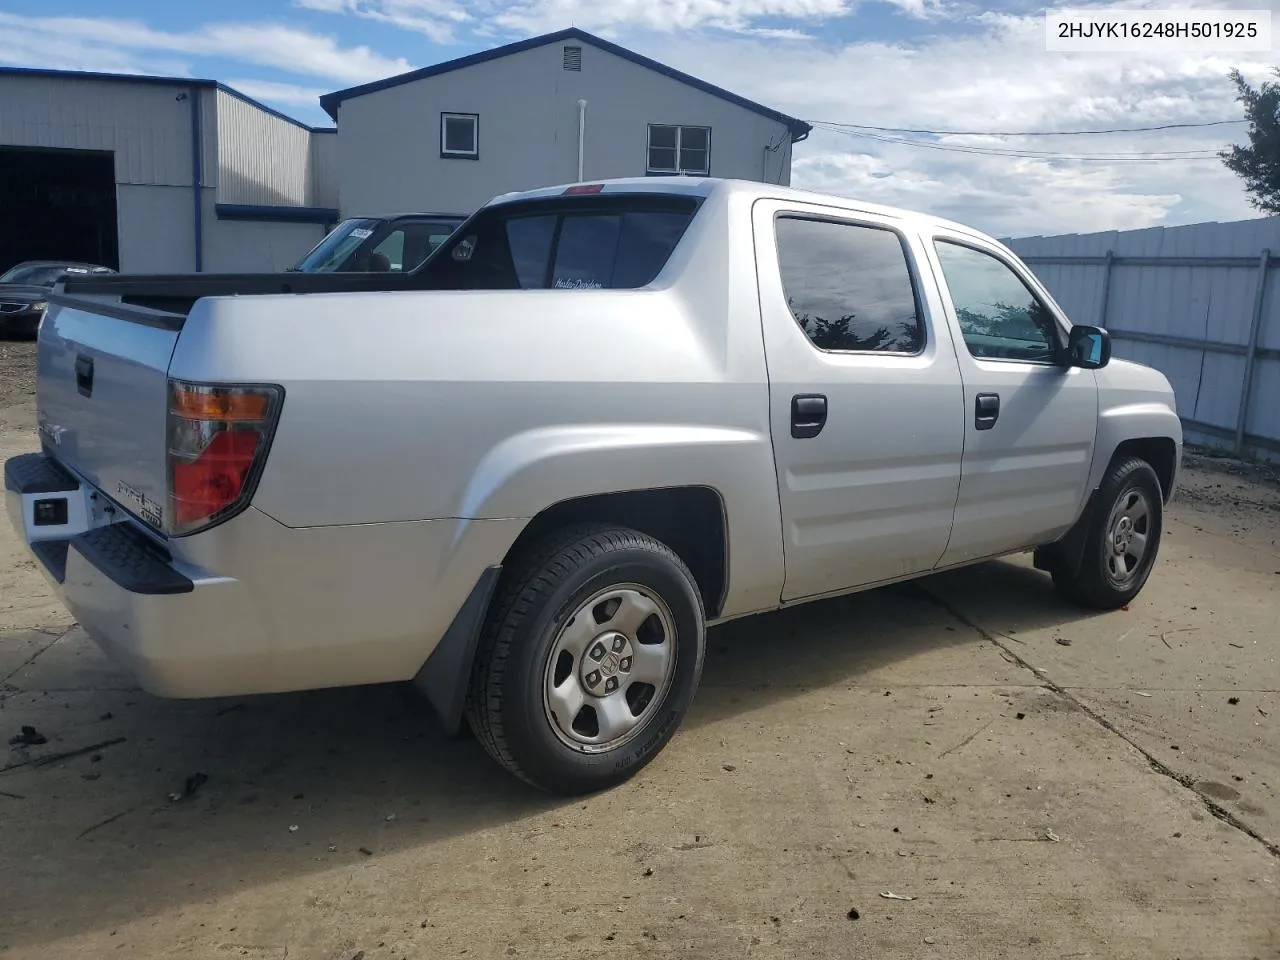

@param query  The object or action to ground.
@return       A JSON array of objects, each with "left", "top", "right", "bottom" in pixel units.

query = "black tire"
[
  {"left": 465, "top": 524, "right": 706, "bottom": 794},
  {"left": 1053, "top": 456, "right": 1164, "bottom": 610}
]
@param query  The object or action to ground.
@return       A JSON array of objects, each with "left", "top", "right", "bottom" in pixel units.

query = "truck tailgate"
[{"left": 36, "top": 297, "right": 180, "bottom": 530}]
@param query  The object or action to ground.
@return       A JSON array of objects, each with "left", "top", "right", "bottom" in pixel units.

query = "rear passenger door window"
[
  {"left": 775, "top": 216, "right": 923, "bottom": 354},
  {"left": 933, "top": 240, "right": 1061, "bottom": 362}
]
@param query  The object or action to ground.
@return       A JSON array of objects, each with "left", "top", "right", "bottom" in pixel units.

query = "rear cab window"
[{"left": 416, "top": 194, "right": 699, "bottom": 291}]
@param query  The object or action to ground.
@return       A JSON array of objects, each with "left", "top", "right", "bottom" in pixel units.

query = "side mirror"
[{"left": 1067, "top": 325, "right": 1111, "bottom": 369}]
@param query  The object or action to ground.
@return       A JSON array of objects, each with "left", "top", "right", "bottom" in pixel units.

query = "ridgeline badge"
[{"left": 116, "top": 481, "right": 164, "bottom": 529}]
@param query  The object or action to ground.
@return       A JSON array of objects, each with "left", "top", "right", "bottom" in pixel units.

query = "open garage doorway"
[{"left": 0, "top": 147, "right": 119, "bottom": 273}]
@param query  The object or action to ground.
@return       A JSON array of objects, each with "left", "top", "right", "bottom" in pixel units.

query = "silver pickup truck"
[{"left": 5, "top": 177, "right": 1181, "bottom": 794}]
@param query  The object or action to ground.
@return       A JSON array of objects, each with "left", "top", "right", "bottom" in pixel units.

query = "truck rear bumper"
[
  {"left": 6, "top": 452, "right": 283, "bottom": 696},
  {"left": 6, "top": 452, "right": 524, "bottom": 699}
]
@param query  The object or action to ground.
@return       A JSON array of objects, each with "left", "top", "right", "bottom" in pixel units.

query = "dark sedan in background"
[{"left": 0, "top": 260, "right": 115, "bottom": 338}]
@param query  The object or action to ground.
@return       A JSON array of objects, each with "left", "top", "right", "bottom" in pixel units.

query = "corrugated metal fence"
[{"left": 1006, "top": 219, "right": 1280, "bottom": 461}]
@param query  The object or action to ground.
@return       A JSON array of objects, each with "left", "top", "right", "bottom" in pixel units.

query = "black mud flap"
[
  {"left": 1034, "top": 488, "right": 1100, "bottom": 578},
  {"left": 412, "top": 565, "right": 501, "bottom": 735}
]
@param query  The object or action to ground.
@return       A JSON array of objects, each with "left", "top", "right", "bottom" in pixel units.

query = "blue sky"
[{"left": 1, "top": 0, "right": 1276, "bottom": 235}]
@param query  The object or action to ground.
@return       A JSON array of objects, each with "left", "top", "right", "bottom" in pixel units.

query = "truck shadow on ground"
[{"left": 0, "top": 557, "right": 1105, "bottom": 948}]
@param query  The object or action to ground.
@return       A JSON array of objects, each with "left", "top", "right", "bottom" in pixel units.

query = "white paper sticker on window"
[{"left": 350, "top": 228, "right": 374, "bottom": 240}]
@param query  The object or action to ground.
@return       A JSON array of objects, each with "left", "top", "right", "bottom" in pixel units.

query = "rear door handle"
[
  {"left": 975, "top": 393, "right": 999, "bottom": 430},
  {"left": 791, "top": 394, "right": 827, "bottom": 439},
  {"left": 74, "top": 354, "right": 94, "bottom": 398}
]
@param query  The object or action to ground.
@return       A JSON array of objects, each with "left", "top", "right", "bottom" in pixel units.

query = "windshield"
[
  {"left": 293, "top": 219, "right": 381, "bottom": 272},
  {"left": 0, "top": 263, "right": 106, "bottom": 286}
]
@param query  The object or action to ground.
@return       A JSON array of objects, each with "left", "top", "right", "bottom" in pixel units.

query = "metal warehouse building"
[
  {"left": 0, "top": 69, "right": 339, "bottom": 275},
  {"left": 0, "top": 28, "right": 808, "bottom": 275}
]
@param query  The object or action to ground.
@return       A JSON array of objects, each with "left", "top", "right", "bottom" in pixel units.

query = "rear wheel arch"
[{"left": 504, "top": 486, "right": 730, "bottom": 620}]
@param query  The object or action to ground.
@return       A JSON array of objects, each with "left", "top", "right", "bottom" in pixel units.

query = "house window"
[
  {"left": 647, "top": 125, "right": 710, "bottom": 176},
  {"left": 441, "top": 112, "right": 478, "bottom": 160}
]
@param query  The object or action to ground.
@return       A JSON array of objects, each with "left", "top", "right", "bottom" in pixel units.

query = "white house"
[{"left": 321, "top": 28, "right": 811, "bottom": 217}]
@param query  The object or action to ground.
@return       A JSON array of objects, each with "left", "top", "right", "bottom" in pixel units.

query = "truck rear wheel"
[
  {"left": 465, "top": 524, "right": 706, "bottom": 794},
  {"left": 1052, "top": 456, "right": 1164, "bottom": 610}
]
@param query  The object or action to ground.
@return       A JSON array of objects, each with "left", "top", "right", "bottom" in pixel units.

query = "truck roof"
[{"left": 485, "top": 176, "right": 991, "bottom": 244}]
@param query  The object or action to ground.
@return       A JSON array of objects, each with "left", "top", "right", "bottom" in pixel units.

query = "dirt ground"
[{"left": 1, "top": 339, "right": 1277, "bottom": 959}]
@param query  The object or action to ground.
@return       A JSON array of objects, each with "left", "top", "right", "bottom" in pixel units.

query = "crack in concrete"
[
  {"left": 938, "top": 718, "right": 995, "bottom": 759},
  {"left": 77, "top": 806, "right": 137, "bottom": 841},
  {"left": 914, "top": 584, "right": 1280, "bottom": 861},
  {"left": 0, "top": 624, "right": 75, "bottom": 687}
]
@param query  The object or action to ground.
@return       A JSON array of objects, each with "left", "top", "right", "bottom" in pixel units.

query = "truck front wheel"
[
  {"left": 465, "top": 524, "right": 706, "bottom": 794},
  {"left": 1052, "top": 456, "right": 1165, "bottom": 610}
]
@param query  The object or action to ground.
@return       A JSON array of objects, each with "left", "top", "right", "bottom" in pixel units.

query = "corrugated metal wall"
[
  {"left": 1, "top": 73, "right": 334, "bottom": 273},
  {"left": 1007, "top": 219, "right": 1280, "bottom": 460},
  {"left": 308, "top": 130, "right": 339, "bottom": 210},
  {"left": 215, "top": 89, "right": 311, "bottom": 206},
  {"left": 0, "top": 74, "right": 215, "bottom": 186}
]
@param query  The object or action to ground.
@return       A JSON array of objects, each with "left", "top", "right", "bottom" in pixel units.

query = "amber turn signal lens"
[{"left": 170, "top": 386, "right": 271, "bottom": 422}]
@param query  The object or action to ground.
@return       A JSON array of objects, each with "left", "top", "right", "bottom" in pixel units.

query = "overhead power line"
[
  {"left": 806, "top": 118, "right": 1245, "bottom": 137},
  {"left": 812, "top": 124, "right": 1226, "bottom": 161}
]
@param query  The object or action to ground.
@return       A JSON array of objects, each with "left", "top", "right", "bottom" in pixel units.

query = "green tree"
[{"left": 1220, "top": 68, "right": 1280, "bottom": 215}]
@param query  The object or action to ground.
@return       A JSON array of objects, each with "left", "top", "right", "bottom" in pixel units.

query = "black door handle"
[
  {"left": 975, "top": 393, "right": 999, "bottom": 430},
  {"left": 791, "top": 394, "right": 827, "bottom": 439},
  {"left": 74, "top": 354, "right": 94, "bottom": 398}
]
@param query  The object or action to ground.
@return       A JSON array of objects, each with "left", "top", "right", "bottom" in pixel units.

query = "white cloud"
[
  {"left": 224, "top": 78, "right": 331, "bottom": 107},
  {"left": 2, "top": 3, "right": 1272, "bottom": 234},
  {"left": 489, "top": 0, "right": 855, "bottom": 33},
  {"left": 0, "top": 17, "right": 189, "bottom": 77},
  {"left": 293, "top": 0, "right": 475, "bottom": 44},
  {"left": 628, "top": 10, "right": 1272, "bottom": 234},
  {"left": 792, "top": 145, "right": 1187, "bottom": 235},
  {"left": 295, "top": 0, "right": 869, "bottom": 40},
  {"left": 0, "top": 13, "right": 412, "bottom": 86}
]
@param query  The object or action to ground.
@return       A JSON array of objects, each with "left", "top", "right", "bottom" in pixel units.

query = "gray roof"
[{"left": 0, "top": 65, "right": 335, "bottom": 133}]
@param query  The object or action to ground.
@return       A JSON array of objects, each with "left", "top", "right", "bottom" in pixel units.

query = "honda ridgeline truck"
[{"left": 4, "top": 178, "right": 1181, "bottom": 794}]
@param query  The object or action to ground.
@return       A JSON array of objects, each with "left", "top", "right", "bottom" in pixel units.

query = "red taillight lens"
[{"left": 167, "top": 381, "right": 281, "bottom": 536}]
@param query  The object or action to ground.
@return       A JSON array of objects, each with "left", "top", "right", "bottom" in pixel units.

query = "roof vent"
[{"left": 563, "top": 45, "right": 582, "bottom": 71}]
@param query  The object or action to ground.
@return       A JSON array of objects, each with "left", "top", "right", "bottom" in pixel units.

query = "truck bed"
[{"left": 56, "top": 270, "right": 434, "bottom": 321}]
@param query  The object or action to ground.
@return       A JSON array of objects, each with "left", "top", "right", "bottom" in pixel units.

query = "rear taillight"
[{"left": 166, "top": 380, "right": 282, "bottom": 536}]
